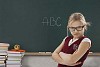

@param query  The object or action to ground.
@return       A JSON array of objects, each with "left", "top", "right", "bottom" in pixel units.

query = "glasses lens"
[
  {"left": 76, "top": 26, "right": 83, "bottom": 31},
  {"left": 69, "top": 27, "right": 75, "bottom": 31}
]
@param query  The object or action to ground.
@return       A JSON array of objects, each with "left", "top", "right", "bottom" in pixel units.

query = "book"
[
  {"left": 7, "top": 54, "right": 22, "bottom": 57},
  {"left": 6, "top": 60, "right": 21, "bottom": 64},
  {"left": 7, "top": 51, "right": 24, "bottom": 54},
  {"left": 0, "top": 63, "right": 5, "bottom": 67},
  {"left": 0, "top": 53, "right": 7, "bottom": 55},
  {"left": 0, "top": 56, "right": 6, "bottom": 59},
  {"left": 7, "top": 50, "right": 25, "bottom": 57},
  {"left": 0, "top": 60, "right": 5, "bottom": 64},
  {"left": 0, "top": 47, "right": 8, "bottom": 50},
  {"left": 0, "top": 43, "right": 9, "bottom": 47},
  {"left": 7, "top": 56, "right": 22, "bottom": 60},
  {"left": 6, "top": 64, "right": 21, "bottom": 67}
]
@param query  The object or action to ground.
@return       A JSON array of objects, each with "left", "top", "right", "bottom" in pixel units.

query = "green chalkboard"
[{"left": 0, "top": 0, "right": 100, "bottom": 52}]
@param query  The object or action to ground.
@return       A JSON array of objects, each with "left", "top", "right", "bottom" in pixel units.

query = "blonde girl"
[{"left": 52, "top": 12, "right": 91, "bottom": 67}]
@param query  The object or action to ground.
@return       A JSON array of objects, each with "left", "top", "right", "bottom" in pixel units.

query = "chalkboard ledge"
[
  {"left": 88, "top": 52, "right": 100, "bottom": 56},
  {"left": 25, "top": 52, "right": 52, "bottom": 56},
  {"left": 25, "top": 52, "right": 100, "bottom": 56}
]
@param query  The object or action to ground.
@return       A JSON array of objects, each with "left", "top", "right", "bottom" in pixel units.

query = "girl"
[{"left": 52, "top": 12, "right": 91, "bottom": 67}]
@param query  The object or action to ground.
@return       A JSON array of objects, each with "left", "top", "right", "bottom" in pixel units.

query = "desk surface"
[{"left": 25, "top": 52, "right": 100, "bottom": 56}]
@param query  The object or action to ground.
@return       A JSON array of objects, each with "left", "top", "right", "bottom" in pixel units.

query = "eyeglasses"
[{"left": 68, "top": 25, "right": 85, "bottom": 32}]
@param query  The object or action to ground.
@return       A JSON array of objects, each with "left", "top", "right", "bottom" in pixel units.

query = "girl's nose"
[{"left": 74, "top": 29, "right": 78, "bottom": 32}]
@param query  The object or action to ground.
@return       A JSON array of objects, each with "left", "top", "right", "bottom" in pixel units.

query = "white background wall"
[{"left": 22, "top": 56, "right": 100, "bottom": 67}]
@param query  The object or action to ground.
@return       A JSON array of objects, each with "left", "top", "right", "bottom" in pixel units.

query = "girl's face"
[{"left": 68, "top": 21, "right": 85, "bottom": 39}]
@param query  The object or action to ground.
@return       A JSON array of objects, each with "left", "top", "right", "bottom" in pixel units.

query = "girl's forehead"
[{"left": 69, "top": 21, "right": 84, "bottom": 27}]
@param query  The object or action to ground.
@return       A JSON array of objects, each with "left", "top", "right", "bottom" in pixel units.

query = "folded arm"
[
  {"left": 52, "top": 37, "right": 91, "bottom": 66},
  {"left": 59, "top": 42, "right": 91, "bottom": 64},
  {"left": 52, "top": 38, "right": 65, "bottom": 64}
]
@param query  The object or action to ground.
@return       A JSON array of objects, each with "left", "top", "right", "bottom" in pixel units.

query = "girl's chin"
[
  {"left": 73, "top": 35, "right": 80, "bottom": 38},
  {"left": 73, "top": 35, "right": 83, "bottom": 38}
]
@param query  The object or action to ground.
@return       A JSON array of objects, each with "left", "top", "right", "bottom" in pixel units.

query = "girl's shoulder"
[
  {"left": 63, "top": 36, "right": 72, "bottom": 41},
  {"left": 82, "top": 37, "right": 91, "bottom": 44}
]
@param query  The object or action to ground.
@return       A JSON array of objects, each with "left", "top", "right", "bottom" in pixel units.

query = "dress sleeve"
[{"left": 81, "top": 38, "right": 91, "bottom": 45}]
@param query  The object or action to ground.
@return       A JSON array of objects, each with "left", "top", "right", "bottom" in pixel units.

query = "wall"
[{"left": 22, "top": 55, "right": 100, "bottom": 67}]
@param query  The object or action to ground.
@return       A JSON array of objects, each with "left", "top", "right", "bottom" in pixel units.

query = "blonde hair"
[{"left": 67, "top": 12, "right": 90, "bottom": 30}]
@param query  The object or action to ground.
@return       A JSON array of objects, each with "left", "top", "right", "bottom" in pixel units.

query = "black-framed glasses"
[{"left": 68, "top": 25, "right": 85, "bottom": 32}]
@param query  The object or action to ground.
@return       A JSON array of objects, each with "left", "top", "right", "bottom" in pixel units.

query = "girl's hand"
[{"left": 59, "top": 52, "right": 81, "bottom": 66}]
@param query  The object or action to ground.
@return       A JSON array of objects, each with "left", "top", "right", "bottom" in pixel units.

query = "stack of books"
[
  {"left": 6, "top": 50, "right": 25, "bottom": 67},
  {"left": 0, "top": 43, "right": 9, "bottom": 67}
]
